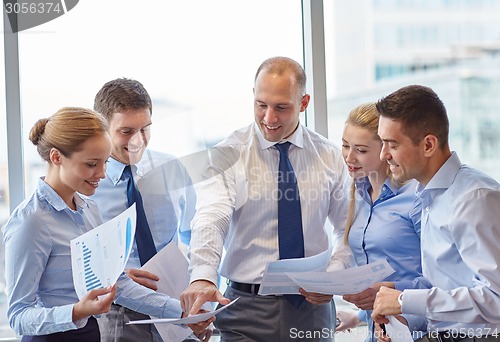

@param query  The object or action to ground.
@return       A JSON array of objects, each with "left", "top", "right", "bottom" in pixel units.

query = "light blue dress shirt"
[
  {"left": 91, "top": 149, "right": 195, "bottom": 269},
  {"left": 349, "top": 177, "right": 424, "bottom": 339},
  {"left": 3, "top": 178, "right": 182, "bottom": 336},
  {"left": 403, "top": 152, "right": 500, "bottom": 333}
]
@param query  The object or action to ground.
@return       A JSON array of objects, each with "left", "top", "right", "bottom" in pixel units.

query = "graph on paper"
[
  {"left": 82, "top": 241, "right": 103, "bottom": 290},
  {"left": 71, "top": 205, "right": 136, "bottom": 299}
]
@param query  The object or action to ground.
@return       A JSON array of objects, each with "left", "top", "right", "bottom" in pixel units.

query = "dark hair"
[
  {"left": 254, "top": 56, "right": 307, "bottom": 96},
  {"left": 93, "top": 78, "right": 152, "bottom": 121},
  {"left": 376, "top": 85, "right": 449, "bottom": 148},
  {"left": 29, "top": 107, "right": 109, "bottom": 162}
]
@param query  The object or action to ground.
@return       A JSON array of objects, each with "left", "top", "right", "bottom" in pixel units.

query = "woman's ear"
[{"left": 49, "top": 148, "right": 63, "bottom": 165}]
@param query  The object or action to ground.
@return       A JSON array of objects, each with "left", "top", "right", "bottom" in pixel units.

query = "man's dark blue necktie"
[
  {"left": 275, "top": 142, "right": 305, "bottom": 308},
  {"left": 124, "top": 165, "right": 157, "bottom": 266}
]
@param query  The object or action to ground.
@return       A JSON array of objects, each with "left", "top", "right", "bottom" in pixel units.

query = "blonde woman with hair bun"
[{"left": 4, "top": 107, "right": 212, "bottom": 342}]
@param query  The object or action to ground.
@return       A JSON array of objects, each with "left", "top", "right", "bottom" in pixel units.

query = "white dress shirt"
[{"left": 189, "top": 123, "right": 352, "bottom": 285}]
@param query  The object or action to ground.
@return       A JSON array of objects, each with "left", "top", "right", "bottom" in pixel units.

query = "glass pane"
[
  {"left": 325, "top": 0, "right": 500, "bottom": 181},
  {"left": 0, "top": 11, "right": 7, "bottom": 224},
  {"left": 18, "top": 0, "right": 303, "bottom": 195},
  {"left": 0, "top": 6, "right": 14, "bottom": 339},
  {"left": 8, "top": 1, "right": 302, "bottom": 338}
]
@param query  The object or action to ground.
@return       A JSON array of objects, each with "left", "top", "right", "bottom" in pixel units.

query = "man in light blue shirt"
[
  {"left": 372, "top": 85, "right": 500, "bottom": 340},
  {"left": 91, "top": 78, "right": 199, "bottom": 341}
]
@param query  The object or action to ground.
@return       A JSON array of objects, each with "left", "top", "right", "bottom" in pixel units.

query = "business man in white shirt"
[{"left": 180, "top": 56, "right": 352, "bottom": 341}]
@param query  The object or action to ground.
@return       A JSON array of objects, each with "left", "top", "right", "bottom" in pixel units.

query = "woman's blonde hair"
[
  {"left": 343, "top": 102, "right": 390, "bottom": 244},
  {"left": 29, "top": 107, "right": 109, "bottom": 162}
]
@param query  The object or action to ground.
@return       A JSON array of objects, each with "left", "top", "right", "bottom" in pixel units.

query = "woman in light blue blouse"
[
  {"left": 336, "top": 103, "right": 423, "bottom": 341},
  {"left": 3, "top": 108, "right": 211, "bottom": 341}
]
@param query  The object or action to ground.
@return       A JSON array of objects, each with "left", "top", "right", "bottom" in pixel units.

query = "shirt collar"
[
  {"left": 106, "top": 157, "right": 130, "bottom": 185},
  {"left": 354, "top": 176, "right": 371, "bottom": 193},
  {"left": 417, "top": 151, "right": 460, "bottom": 193},
  {"left": 253, "top": 122, "right": 304, "bottom": 150},
  {"left": 355, "top": 176, "right": 400, "bottom": 204},
  {"left": 38, "top": 177, "right": 89, "bottom": 211},
  {"left": 383, "top": 177, "right": 401, "bottom": 195}
]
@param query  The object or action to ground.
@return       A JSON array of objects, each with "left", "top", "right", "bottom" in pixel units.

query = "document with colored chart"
[{"left": 70, "top": 205, "right": 137, "bottom": 299}]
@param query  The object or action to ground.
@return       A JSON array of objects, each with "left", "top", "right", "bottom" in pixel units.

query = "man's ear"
[
  {"left": 300, "top": 94, "right": 310, "bottom": 112},
  {"left": 49, "top": 148, "right": 63, "bottom": 165},
  {"left": 423, "top": 134, "right": 439, "bottom": 157}
]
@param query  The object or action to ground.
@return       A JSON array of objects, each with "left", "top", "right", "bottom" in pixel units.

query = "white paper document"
[
  {"left": 385, "top": 315, "right": 414, "bottom": 342},
  {"left": 127, "top": 298, "right": 240, "bottom": 325},
  {"left": 285, "top": 259, "right": 395, "bottom": 295},
  {"left": 70, "top": 205, "right": 136, "bottom": 299},
  {"left": 140, "top": 243, "right": 192, "bottom": 342},
  {"left": 258, "top": 248, "right": 333, "bottom": 295}
]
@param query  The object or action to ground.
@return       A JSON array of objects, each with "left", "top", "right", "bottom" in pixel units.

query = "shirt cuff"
[
  {"left": 401, "top": 289, "right": 431, "bottom": 316},
  {"left": 65, "top": 304, "right": 82, "bottom": 330},
  {"left": 401, "top": 313, "right": 428, "bottom": 334},
  {"left": 163, "top": 298, "right": 183, "bottom": 319},
  {"left": 190, "top": 265, "right": 219, "bottom": 286},
  {"left": 73, "top": 317, "right": 89, "bottom": 329}
]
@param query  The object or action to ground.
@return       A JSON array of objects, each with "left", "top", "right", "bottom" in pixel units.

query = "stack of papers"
[{"left": 258, "top": 248, "right": 395, "bottom": 296}]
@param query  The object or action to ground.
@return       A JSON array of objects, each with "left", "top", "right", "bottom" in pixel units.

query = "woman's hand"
[{"left": 72, "top": 284, "right": 117, "bottom": 321}]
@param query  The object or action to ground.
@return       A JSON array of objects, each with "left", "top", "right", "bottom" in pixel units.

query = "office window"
[
  {"left": 2, "top": 1, "right": 303, "bottom": 337},
  {"left": 18, "top": 0, "right": 303, "bottom": 195},
  {"left": 325, "top": 0, "right": 500, "bottom": 180}
]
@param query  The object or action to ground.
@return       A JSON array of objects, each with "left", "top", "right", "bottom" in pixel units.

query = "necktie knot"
[
  {"left": 123, "top": 164, "right": 133, "bottom": 176},
  {"left": 275, "top": 142, "right": 291, "bottom": 156}
]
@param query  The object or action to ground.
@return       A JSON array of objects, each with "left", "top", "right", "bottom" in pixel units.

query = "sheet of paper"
[
  {"left": 70, "top": 205, "right": 136, "bottom": 299},
  {"left": 127, "top": 298, "right": 239, "bottom": 325},
  {"left": 258, "top": 248, "right": 333, "bottom": 295},
  {"left": 140, "top": 243, "right": 192, "bottom": 341},
  {"left": 386, "top": 315, "right": 414, "bottom": 342},
  {"left": 285, "top": 259, "right": 395, "bottom": 295}
]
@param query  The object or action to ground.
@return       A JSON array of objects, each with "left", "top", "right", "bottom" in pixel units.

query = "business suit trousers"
[{"left": 215, "top": 285, "right": 336, "bottom": 342}]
